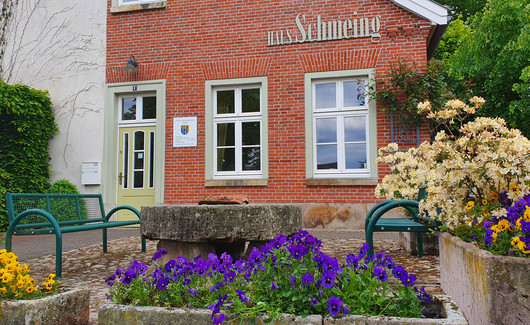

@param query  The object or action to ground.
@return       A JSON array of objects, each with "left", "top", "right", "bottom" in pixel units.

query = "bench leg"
[
  {"left": 141, "top": 237, "right": 146, "bottom": 253},
  {"left": 365, "top": 229, "right": 375, "bottom": 256},
  {"left": 417, "top": 232, "right": 424, "bottom": 257},
  {"left": 103, "top": 228, "right": 108, "bottom": 253},
  {"left": 55, "top": 232, "right": 63, "bottom": 278}
]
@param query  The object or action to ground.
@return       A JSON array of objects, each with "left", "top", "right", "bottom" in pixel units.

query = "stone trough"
[{"left": 141, "top": 204, "right": 302, "bottom": 261}]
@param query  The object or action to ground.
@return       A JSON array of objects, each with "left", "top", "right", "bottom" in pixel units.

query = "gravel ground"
[{"left": 20, "top": 236, "right": 442, "bottom": 324}]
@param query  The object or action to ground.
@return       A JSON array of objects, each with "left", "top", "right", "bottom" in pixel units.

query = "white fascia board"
[{"left": 390, "top": 0, "right": 449, "bottom": 25}]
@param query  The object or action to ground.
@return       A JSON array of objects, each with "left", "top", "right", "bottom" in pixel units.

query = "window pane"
[
  {"left": 217, "top": 123, "right": 235, "bottom": 146},
  {"left": 317, "top": 144, "right": 337, "bottom": 169},
  {"left": 242, "top": 88, "right": 260, "bottom": 113},
  {"left": 344, "top": 80, "right": 366, "bottom": 107},
  {"left": 216, "top": 90, "right": 235, "bottom": 114},
  {"left": 316, "top": 118, "right": 337, "bottom": 143},
  {"left": 133, "top": 171, "right": 143, "bottom": 188},
  {"left": 134, "top": 131, "right": 144, "bottom": 150},
  {"left": 217, "top": 148, "right": 235, "bottom": 171},
  {"left": 134, "top": 151, "right": 144, "bottom": 169},
  {"left": 149, "top": 132, "right": 154, "bottom": 188},
  {"left": 123, "top": 133, "right": 129, "bottom": 189},
  {"left": 121, "top": 97, "right": 136, "bottom": 120},
  {"left": 143, "top": 96, "right": 156, "bottom": 119},
  {"left": 242, "top": 121, "right": 260, "bottom": 145},
  {"left": 344, "top": 116, "right": 366, "bottom": 142},
  {"left": 315, "top": 83, "right": 336, "bottom": 109},
  {"left": 242, "top": 147, "right": 260, "bottom": 170},
  {"left": 345, "top": 144, "right": 367, "bottom": 169}
]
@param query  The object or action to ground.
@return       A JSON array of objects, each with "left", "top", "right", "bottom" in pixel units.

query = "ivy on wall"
[{"left": 0, "top": 79, "right": 57, "bottom": 230}]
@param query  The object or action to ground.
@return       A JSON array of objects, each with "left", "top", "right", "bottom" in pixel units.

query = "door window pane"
[
  {"left": 149, "top": 132, "right": 155, "bottom": 188},
  {"left": 344, "top": 116, "right": 366, "bottom": 142},
  {"left": 121, "top": 97, "right": 137, "bottom": 120},
  {"left": 134, "top": 131, "right": 144, "bottom": 149},
  {"left": 242, "top": 88, "right": 260, "bottom": 113},
  {"left": 316, "top": 118, "right": 337, "bottom": 143},
  {"left": 143, "top": 96, "right": 156, "bottom": 119},
  {"left": 123, "top": 133, "right": 129, "bottom": 189},
  {"left": 343, "top": 80, "right": 366, "bottom": 107},
  {"left": 315, "top": 83, "right": 336, "bottom": 109},
  {"left": 216, "top": 90, "right": 235, "bottom": 114},
  {"left": 317, "top": 144, "right": 337, "bottom": 169}
]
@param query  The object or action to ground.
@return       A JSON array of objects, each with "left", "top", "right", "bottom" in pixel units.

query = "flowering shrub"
[
  {"left": 0, "top": 249, "right": 59, "bottom": 299},
  {"left": 107, "top": 231, "right": 430, "bottom": 323},
  {"left": 376, "top": 97, "right": 530, "bottom": 257}
]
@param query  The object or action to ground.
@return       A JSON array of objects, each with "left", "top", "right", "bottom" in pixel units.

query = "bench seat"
[{"left": 5, "top": 193, "right": 146, "bottom": 277}]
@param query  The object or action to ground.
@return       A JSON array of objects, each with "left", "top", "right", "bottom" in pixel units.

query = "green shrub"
[{"left": 0, "top": 80, "right": 57, "bottom": 231}]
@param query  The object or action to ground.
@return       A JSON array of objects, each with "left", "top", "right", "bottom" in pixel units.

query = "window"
[
  {"left": 305, "top": 69, "right": 377, "bottom": 181},
  {"left": 119, "top": 95, "right": 156, "bottom": 123},
  {"left": 205, "top": 77, "right": 268, "bottom": 185},
  {"left": 118, "top": 0, "right": 159, "bottom": 5},
  {"left": 214, "top": 87, "right": 262, "bottom": 176}
]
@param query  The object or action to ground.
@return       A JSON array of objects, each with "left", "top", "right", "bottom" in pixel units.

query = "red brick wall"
[{"left": 107, "top": 0, "right": 432, "bottom": 204}]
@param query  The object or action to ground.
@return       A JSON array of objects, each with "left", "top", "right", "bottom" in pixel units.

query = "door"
[
  {"left": 116, "top": 94, "right": 157, "bottom": 222},
  {"left": 117, "top": 126, "right": 156, "bottom": 221}
]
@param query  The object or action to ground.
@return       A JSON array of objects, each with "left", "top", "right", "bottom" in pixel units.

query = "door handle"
[{"left": 118, "top": 172, "right": 124, "bottom": 185}]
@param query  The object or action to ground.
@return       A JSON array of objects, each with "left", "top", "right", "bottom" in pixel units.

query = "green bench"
[
  {"left": 5, "top": 193, "right": 146, "bottom": 277},
  {"left": 365, "top": 188, "right": 441, "bottom": 257}
]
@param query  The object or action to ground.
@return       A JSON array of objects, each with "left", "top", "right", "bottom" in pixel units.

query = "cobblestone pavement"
[{"left": 21, "top": 237, "right": 442, "bottom": 324}]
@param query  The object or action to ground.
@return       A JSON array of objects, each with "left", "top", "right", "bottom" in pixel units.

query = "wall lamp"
[{"left": 122, "top": 55, "right": 138, "bottom": 72}]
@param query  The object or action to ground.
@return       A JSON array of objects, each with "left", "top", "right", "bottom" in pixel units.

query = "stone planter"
[
  {"left": 438, "top": 232, "right": 530, "bottom": 325},
  {"left": 98, "top": 295, "right": 466, "bottom": 325},
  {"left": 0, "top": 288, "right": 90, "bottom": 325}
]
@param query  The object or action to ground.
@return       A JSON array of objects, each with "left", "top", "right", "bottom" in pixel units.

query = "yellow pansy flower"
[
  {"left": 46, "top": 274, "right": 56, "bottom": 281},
  {"left": 26, "top": 286, "right": 38, "bottom": 294},
  {"left": 0, "top": 287, "right": 7, "bottom": 294},
  {"left": 497, "top": 219, "right": 510, "bottom": 231},
  {"left": 509, "top": 184, "right": 520, "bottom": 195},
  {"left": 465, "top": 201, "right": 475, "bottom": 211},
  {"left": 481, "top": 199, "right": 488, "bottom": 205}
]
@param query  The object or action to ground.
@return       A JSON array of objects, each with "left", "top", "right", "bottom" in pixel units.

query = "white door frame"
[{"left": 102, "top": 80, "right": 166, "bottom": 208}]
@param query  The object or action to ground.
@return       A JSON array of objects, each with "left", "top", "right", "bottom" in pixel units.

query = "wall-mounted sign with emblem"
[{"left": 173, "top": 117, "right": 197, "bottom": 147}]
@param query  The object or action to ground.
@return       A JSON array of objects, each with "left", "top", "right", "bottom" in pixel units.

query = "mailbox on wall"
[{"left": 81, "top": 162, "right": 101, "bottom": 185}]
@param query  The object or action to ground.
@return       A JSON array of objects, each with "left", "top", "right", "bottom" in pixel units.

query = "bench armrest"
[
  {"left": 365, "top": 200, "right": 419, "bottom": 229},
  {"left": 5, "top": 209, "right": 63, "bottom": 250},
  {"left": 105, "top": 205, "right": 141, "bottom": 222},
  {"left": 366, "top": 200, "right": 421, "bottom": 233}
]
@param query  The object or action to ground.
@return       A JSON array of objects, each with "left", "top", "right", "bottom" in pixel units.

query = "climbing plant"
[{"left": 0, "top": 79, "right": 57, "bottom": 230}]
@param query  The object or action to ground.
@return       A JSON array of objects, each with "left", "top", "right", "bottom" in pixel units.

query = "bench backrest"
[{"left": 5, "top": 193, "right": 106, "bottom": 225}]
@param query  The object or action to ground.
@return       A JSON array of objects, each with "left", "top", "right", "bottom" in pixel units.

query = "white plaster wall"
[{"left": 1, "top": 0, "right": 106, "bottom": 193}]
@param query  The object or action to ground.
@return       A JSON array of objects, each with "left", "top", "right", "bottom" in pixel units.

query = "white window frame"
[
  {"left": 118, "top": 94, "right": 157, "bottom": 126},
  {"left": 305, "top": 69, "right": 377, "bottom": 181},
  {"left": 213, "top": 86, "right": 263, "bottom": 179},
  {"left": 205, "top": 77, "right": 268, "bottom": 184}
]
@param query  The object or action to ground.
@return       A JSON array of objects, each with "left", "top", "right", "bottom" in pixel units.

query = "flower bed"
[
  {"left": 0, "top": 249, "right": 91, "bottom": 324},
  {"left": 0, "top": 288, "right": 90, "bottom": 325},
  {"left": 99, "top": 294, "right": 466, "bottom": 325},
  {"left": 439, "top": 232, "right": 529, "bottom": 325},
  {"left": 104, "top": 231, "right": 443, "bottom": 324}
]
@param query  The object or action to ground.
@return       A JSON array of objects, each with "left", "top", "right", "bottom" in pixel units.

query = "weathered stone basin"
[{"left": 141, "top": 204, "right": 302, "bottom": 260}]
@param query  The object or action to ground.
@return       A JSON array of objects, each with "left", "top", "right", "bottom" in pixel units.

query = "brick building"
[{"left": 104, "top": 0, "right": 448, "bottom": 229}]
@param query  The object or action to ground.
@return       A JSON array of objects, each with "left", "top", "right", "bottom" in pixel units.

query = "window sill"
[
  {"left": 306, "top": 178, "right": 379, "bottom": 186},
  {"left": 205, "top": 179, "right": 268, "bottom": 187},
  {"left": 111, "top": 1, "right": 166, "bottom": 13}
]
